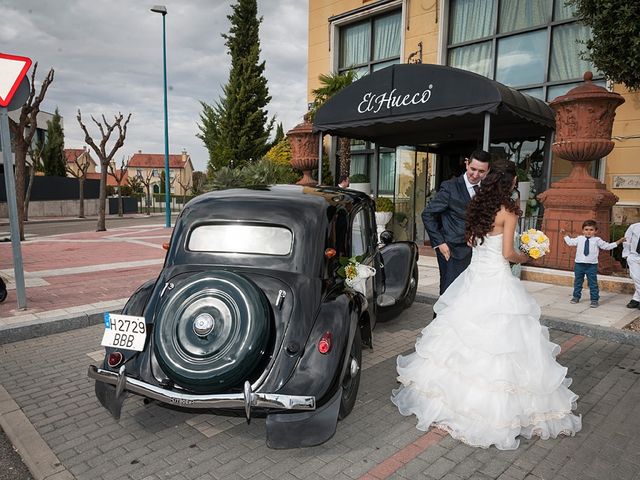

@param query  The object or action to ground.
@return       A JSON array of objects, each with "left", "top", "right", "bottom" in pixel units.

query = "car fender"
[{"left": 276, "top": 293, "right": 361, "bottom": 405}]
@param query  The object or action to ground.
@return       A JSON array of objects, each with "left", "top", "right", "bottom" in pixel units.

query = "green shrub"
[
  {"left": 350, "top": 173, "right": 369, "bottom": 183},
  {"left": 375, "top": 197, "right": 394, "bottom": 212}
]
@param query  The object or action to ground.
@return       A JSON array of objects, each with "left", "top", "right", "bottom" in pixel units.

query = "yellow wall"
[{"left": 308, "top": 0, "right": 640, "bottom": 218}]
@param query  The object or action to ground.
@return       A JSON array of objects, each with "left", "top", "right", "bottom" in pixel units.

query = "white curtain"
[
  {"left": 373, "top": 12, "right": 401, "bottom": 61},
  {"left": 448, "top": 41, "right": 493, "bottom": 78},
  {"left": 340, "top": 22, "right": 370, "bottom": 69},
  {"left": 449, "top": 0, "right": 495, "bottom": 44},
  {"left": 378, "top": 152, "right": 396, "bottom": 195},
  {"left": 549, "top": 23, "right": 595, "bottom": 81},
  {"left": 554, "top": 1, "right": 577, "bottom": 21},
  {"left": 499, "top": 0, "right": 550, "bottom": 33}
]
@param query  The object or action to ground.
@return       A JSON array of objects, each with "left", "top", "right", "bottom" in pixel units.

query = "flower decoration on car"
[
  {"left": 338, "top": 256, "right": 376, "bottom": 295},
  {"left": 520, "top": 228, "right": 550, "bottom": 260}
]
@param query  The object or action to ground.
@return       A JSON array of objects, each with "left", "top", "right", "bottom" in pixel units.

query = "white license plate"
[{"left": 101, "top": 313, "right": 147, "bottom": 351}]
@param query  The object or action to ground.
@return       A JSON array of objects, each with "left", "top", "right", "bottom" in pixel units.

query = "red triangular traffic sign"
[{"left": 0, "top": 53, "right": 32, "bottom": 108}]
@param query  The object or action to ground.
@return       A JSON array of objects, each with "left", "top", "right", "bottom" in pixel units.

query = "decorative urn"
[
  {"left": 287, "top": 117, "right": 319, "bottom": 186},
  {"left": 548, "top": 71, "right": 625, "bottom": 184}
]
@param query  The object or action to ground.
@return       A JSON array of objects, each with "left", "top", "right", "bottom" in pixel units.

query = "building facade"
[
  {"left": 308, "top": 0, "right": 640, "bottom": 242},
  {"left": 127, "top": 150, "right": 194, "bottom": 197}
]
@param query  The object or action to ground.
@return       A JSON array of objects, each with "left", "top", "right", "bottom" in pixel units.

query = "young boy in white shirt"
[
  {"left": 622, "top": 222, "right": 640, "bottom": 308},
  {"left": 561, "top": 220, "right": 625, "bottom": 308}
]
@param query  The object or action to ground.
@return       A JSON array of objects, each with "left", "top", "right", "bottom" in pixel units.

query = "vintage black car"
[{"left": 88, "top": 185, "right": 418, "bottom": 448}]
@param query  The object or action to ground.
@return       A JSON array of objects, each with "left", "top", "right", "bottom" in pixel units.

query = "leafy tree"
[
  {"left": 192, "top": 171, "right": 208, "bottom": 195},
  {"left": 271, "top": 122, "right": 285, "bottom": 147},
  {"left": 41, "top": 108, "right": 66, "bottom": 176},
  {"left": 263, "top": 137, "right": 292, "bottom": 166},
  {"left": 309, "top": 70, "right": 358, "bottom": 179},
  {"left": 198, "top": 0, "right": 274, "bottom": 173},
  {"left": 568, "top": 0, "right": 640, "bottom": 90},
  {"left": 209, "top": 159, "right": 299, "bottom": 190}
]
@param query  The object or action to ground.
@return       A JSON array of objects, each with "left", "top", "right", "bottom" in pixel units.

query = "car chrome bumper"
[{"left": 88, "top": 365, "right": 316, "bottom": 419}]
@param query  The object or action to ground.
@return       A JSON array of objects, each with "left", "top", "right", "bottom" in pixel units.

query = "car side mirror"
[{"left": 379, "top": 230, "right": 394, "bottom": 246}]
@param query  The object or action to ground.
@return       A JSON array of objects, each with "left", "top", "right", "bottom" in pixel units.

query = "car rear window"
[{"left": 188, "top": 224, "right": 293, "bottom": 255}]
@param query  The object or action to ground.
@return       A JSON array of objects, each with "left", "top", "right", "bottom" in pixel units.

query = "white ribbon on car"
[{"left": 345, "top": 264, "right": 376, "bottom": 296}]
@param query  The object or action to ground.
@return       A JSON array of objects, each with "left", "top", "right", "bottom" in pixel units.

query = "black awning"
[{"left": 312, "top": 64, "right": 555, "bottom": 147}]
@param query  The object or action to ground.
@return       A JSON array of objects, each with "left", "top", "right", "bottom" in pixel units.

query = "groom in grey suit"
[{"left": 422, "top": 150, "right": 491, "bottom": 295}]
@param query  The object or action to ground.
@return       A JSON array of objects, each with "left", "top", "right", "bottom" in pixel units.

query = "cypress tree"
[
  {"left": 42, "top": 108, "right": 66, "bottom": 177},
  {"left": 198, "top": 0, "right": 273, "bottom": 172}
]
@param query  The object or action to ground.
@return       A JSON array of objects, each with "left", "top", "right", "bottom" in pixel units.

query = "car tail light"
[
  {"left": 318, "top": 332, "right": 332, "bottom": 354},
  {"left": 107, "top": 351, "right": 124, "bottom": 368},
  {"left": 324, "top": 248, "right": 336, "bottom": 259}
]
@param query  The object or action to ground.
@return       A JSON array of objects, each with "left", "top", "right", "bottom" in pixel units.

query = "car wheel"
[
  {"left": 403, "top": 265, "right": 418, "bottom": 309},
  {"left": 339, "top": 330, "right": 362, "bottom": 419},
  {"left": 154, "top": 270, "right": 271, "bottom": 393},
  {"left": 0, "top": 278, "right": 6, "bottom": 303}
]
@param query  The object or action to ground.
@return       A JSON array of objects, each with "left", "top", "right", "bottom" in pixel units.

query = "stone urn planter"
[
  {"left": 537, "top": 71, "right": 625, "bottom": 273},
  {"left": 287, "top": 118, "right": 319, "bottom": 187}
]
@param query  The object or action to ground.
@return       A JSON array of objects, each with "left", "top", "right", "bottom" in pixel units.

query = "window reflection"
[{"left": 496, "top": 30, "right": 546, "bottom": 87}]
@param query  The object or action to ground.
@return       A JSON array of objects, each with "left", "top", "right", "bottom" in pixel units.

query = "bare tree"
[
  {"left": 65, "top": 149, "right": 91, "bottom": 218},
  {"left": 137, "top": 170, "right": 154, "bottom": 216},
  {"left": 176, "top": 177, "right": 192, "bottom": 207},
  {"left": 24, "top": 140, "right": 44, "bottom": 221},
  {"left": 107, "top": 156, "right": 129, "bottom": 217},
  {"left": 8, "top": 63, "right": 55, "bottom": 240},
  {"left": 77, "top": 110, "right": 131, "bottom": 231}
]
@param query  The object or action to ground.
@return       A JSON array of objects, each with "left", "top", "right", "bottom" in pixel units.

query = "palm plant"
[{"left": 309, "top": 70, "right": 358, "bottom": 179}]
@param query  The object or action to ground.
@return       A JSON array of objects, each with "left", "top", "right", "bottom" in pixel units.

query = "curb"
[
  {"left": 0, "top": 310, "right": 121, "bottom": 346},
  {"left": 415, "top": 294, "right": 640, "bottom": 347},
  {"left": 0, "top": 385, "right": 73, "bottom": 480}
]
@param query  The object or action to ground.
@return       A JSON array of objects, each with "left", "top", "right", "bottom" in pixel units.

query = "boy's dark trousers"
[{"left": 573, "top": 262, "right": 599, "bottom": 301}]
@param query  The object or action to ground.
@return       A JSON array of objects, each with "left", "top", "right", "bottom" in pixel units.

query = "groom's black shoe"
[{"left": 626, "top": 299, "right": 640, "bottom": 308}]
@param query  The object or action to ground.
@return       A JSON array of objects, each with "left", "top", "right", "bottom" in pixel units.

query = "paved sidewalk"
[{"left": 1, "top": 223, "right": 640, "bottom": 345}]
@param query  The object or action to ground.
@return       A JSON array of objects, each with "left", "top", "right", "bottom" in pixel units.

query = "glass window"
[
  {"left": 188, "top": 224, "right": 293, "bottom": 255},
  {"left": 378, "top": 152, "right": 396, "bottom": 195},
  {"left": 499, "top": 0, "right": 550, "bottom": 33},
  {"left": 351, "top": 210, "right": 368, "bottom": 257},
  {"left": 340, "top": 21, "right": 370, "bottom": 70},
  {"left": 519, "top": 87, "right": 544, "bottom": 100},
  {"left": 549, "top": 22, "right": 598, "bottom": 81},
  {"left": 547, "top": 79, "right": 606, "bottom": 101},
  {"left": 447, "top": 0, "right": 603, "bottom": 99},
  {"left": 554, "top": 1, "right": 577, "bottom": 21},
  {"left": 152, "top": 169, "right": 158, "bottom": 177},
  {"left": 496, "top": 30, "right": 547, "bottom": 87},
  {"left": 448, "top": 41, "right": 493, "bottom": 78},
  {"left": 449, "top": 0, "right": 495, "bottom": 44},
  {"left": 373, "top": 12, "right": 401, "bottom": 61},
  {"left": 338, "top": 9, "right": 401, "bottom": 74}
]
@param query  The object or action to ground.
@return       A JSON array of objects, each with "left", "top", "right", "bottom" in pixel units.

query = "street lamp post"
[{"left": 151, "top": 4, "right": 171, "bottom": 228}]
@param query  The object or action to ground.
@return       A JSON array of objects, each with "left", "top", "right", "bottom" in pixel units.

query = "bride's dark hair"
[{"left": 465, "top": 158, "right": 521, "bottom": 246}]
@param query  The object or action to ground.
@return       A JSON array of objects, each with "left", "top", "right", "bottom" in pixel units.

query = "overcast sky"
[{"left": 1, "top": 0, "right": 309, "bottom": 172}]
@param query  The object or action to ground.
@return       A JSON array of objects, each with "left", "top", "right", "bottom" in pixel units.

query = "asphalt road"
[
  {"left": 19, "top": 214, "right": 175, "bottom": 237},
  {"left": 0, "top": 427, "right": 32, "bottom": 480}
]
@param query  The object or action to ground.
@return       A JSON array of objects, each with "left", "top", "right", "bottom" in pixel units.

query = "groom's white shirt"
[{"left": 463, "top": 173, "right": 480, "bottom": 198}]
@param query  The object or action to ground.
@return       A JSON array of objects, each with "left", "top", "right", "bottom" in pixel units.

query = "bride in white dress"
[{"left": 392, "top": 159, "right": 581, "bottom": 450}]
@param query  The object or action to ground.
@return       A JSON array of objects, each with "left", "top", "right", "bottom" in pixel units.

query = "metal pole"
[
  {"left": 161, "top": 12, "right": 171, "bottom": 228},
  {"left": 482, "top": 112, "right": 491, "bottom": 151},
  {"left": 0, "top": 107, "right": 26, "bottom": 309},
  {"left": 317, "top": 133, "right": 323, "bottom": 185}
]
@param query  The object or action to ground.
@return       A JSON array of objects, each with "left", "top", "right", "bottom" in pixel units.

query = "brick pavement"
[{"left": 1, "top": 303, "right": 639, "bottom": 480}]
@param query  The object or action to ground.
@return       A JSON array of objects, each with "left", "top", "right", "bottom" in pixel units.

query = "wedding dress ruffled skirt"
[{"left": 391, "top": 234, "right": 581, "bottom": 450}]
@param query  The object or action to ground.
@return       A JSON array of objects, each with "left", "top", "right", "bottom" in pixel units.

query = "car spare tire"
[{"left": 154, "top": 270, "right": 271, "bottom": 392}]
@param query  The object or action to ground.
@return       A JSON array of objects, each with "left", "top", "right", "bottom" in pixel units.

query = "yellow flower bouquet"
[
  {"left": 519, "top": 228, "right": 550, "bottom": 260},
  {"left": 338, "top": 256, "right": 376, "bottom": 295}
]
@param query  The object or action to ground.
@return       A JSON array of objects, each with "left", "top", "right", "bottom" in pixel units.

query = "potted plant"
[
  {"left": 349, "top": 173, "right": 370, "bottom": 195},
  {"left": 374, "top": 196, "right": 394, "bottom": 241}
]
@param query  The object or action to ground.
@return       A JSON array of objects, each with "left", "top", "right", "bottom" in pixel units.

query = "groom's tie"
[
  {"left": 583, "top": 238, "right": 590, "bottom": 256},
  {"left": 472, "top": 185, "right": 480, "bottom": 195}
]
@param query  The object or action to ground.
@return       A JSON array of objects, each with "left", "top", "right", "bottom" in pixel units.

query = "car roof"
[{"left": 167, "top": 185, "right": 374, "bottom": 275}]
